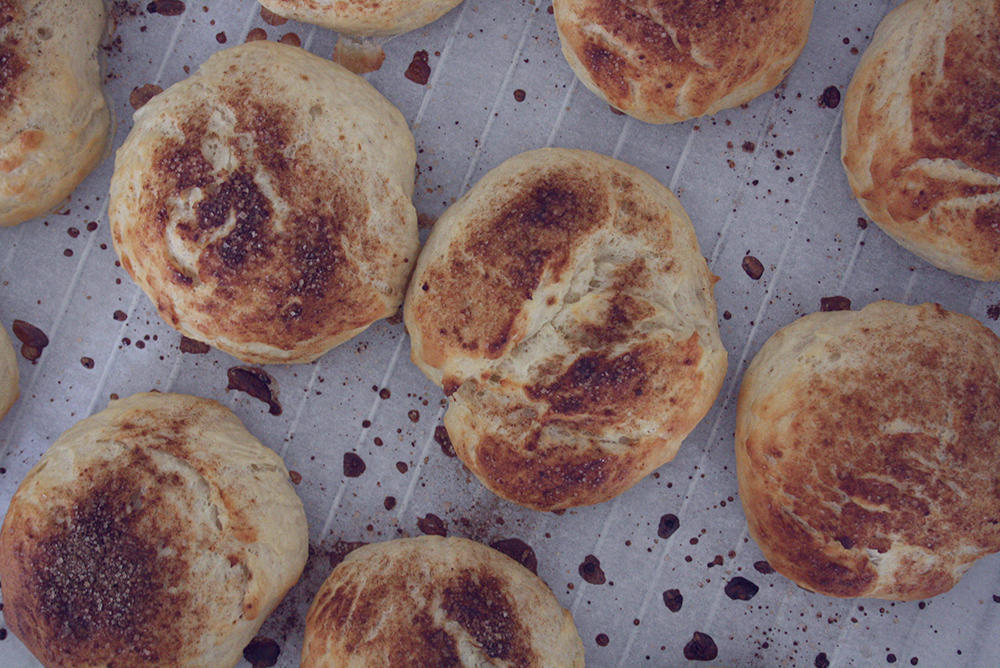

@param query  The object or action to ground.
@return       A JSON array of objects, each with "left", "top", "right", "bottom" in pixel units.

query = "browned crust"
[
  {"left": 842, "top": 0, "right": 1000, "bottom": 280},
  {"left": 404, "top": 149, "right": 727, "bottom": 510},
  {"left": 736, "top": 302, "right": 1000, "bottom": 600},
  {"left": 110, "top": 42, "right": 417, "bottom": 363},
  {"left": 0, "top": 393, "right": 307, "bottom": 668},
  {"left": 302, "top": 537, "right": 582, "bottom": 668},
  {"left": 553, "top": 0, "right": 814, "bottom": 123}
]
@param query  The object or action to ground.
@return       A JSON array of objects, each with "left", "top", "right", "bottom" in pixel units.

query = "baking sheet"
[{"left": 1, "top": 1, "right": 999, "bottom": 666}]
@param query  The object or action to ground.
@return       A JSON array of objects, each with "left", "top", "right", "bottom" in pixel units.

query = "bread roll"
[
  {"left": 0, "top": 321, "right": 17, "bottom": 420},
  {"left": 258, "top": 0, "right": 465, "bottom": 37},
  {"left": 841, "top": 0, "right": 1000, "bottom": 281},
  {"left": 736, "top": 301, "right": 1000, "bottom": 600},
  {"left": 0, "top": 0, "right": 113, "bottom": 226},
  {"left": 302, "top": 536, "right": 584, "bottom": 668},
  {"left": 553, "top": 0, "right": 814, "bottom": 123},
  {"left": 109, "top": 41, "right": 418, "bottom": 364},
  {"left": 404, "top": 148, "right": 727, "bottom": 510},
  {"left": 0, "top": 392, "right": 309, "bottom": 668}
]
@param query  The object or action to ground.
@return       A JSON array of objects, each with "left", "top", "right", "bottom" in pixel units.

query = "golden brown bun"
[
  {"left": 841, "top": 0, "right": 1000, "bottom": 281},
  {"left": 404, "top": 148, "right": 727, "bottom": 511},
  {"left": 736, "top": 301, "right": 1000, "bottom": 601},
  {"left": 301, "top": 536, "right": 584, "bottom": 668},
  {"left": 0, "top": 0, "right": 113, "bottom": 226},
  {"left": 0, "top": 392, "right": 308, "bottom": 668},
  {"left": 258, "top": 0, "right": 465, "bottom": 37},
  {"left": 553, "top": 0, "right": 814, "bottom": 123},
  {"left": 0, "top": 321, "right": 18, "bottom": 420},
  {"left": 109, "top": 41, "right": 418, "bottom": 364}
]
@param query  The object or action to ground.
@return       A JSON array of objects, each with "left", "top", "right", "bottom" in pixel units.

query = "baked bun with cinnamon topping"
[
  {"left": 552, "top": 0, "right": 814, "bottom": 123},
  {"left": 258, "top": 0, "right": 465, "bottom": 37},
  {"left": 0, "top": 392, "right": 308, "bottom": 668},
  {"left": 736, "top": 301, "right": 1000, "bottom": 600},
  {"left": 0, "top": 320, "right": 17, "bottom": 420},
  {"left": 109, "top": 41, "right": 418, "bottom": 364},
  {"left": 404, "top": 148, "right": 727, "bottom": 511},
  {"left": 302, "top": 536, "right": 584, "bottom": 668},
  {"left": 841, "top": 0, "right": 1000, "bottom": 281},
  {"left": 0, "top": 0, "right": 113, "bottom": 226}
]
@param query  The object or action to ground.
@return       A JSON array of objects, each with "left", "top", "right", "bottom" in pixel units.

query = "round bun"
[
  {"left": 736, "top": 301, "right": 1000, "bottom": 600},
  {"left": 404, "top": 148, "right": 727, "bottom": 510},
  {"left": 0, "top": 0, "right": 113, "bottom": 226},
  {"left": 0, "top": 392, "right": 309, "bottom": 668},
  {"left": 841, "top": 0, "right": 1000, "bottom": 281},
  {"left": 552, "top": 0, "right": 814, "bottom": 123},
  {"left": 302, "top": 536, "right": 584, "bottom": 668},
  {"left": 109, "top": 41, "right": 418, "bottom": 364},
  {"left": 258, "top": 0, "right": 465, "bottom": 37},
  {"left": 0, "top": 321, "right": 18, "bottom": 420}
]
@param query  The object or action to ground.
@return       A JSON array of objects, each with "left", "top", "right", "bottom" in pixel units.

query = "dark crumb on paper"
[
  {"left": 987, "top": 304, "right": 1000, "bottom": 321},
  {"left": 742, "top": 255, "right": 764, "bottom": 280},
  {"left": 819, "top": 85, "right": 841, "bottom": 109},
  {"left": 578, "top": 555, "right": 606, "bottom": 585},
  {"left": 434, "top": 425, "right": 456, "bottom": 457},
  {"left": 12, "top": 320, "right": 48, "bottom": 363},
  {"left": 246, "top": 27, "right": 267, "bottom": 41},
  {"left": 343, "top": 452, "right": 366, "bottom": 477},
  {"left": 857, "top": 216, "right": 869, "bottom": 229},
  {"left": 513, "top": 88, "right": 526, "bottom": 102},
  {"left": 417, "top": 513, "right": 447, "bottom": 536},
  {"left": 404, "top": 50, "right": 431, "bottom": 85},
  {"left": 417, "top": 212, "right": 437, "bottom": 229},
  {"left": 288, "top": 470, "right": 302, "bottom": 485},
  {"left": 683, "top": 632, "right": 718, "bottom": 661},
  {"left": 395, "top": 461, "right": 408, "bottom": 473},
  {"left": 821, "top": 296, "right": 852, "bottom": 312},
  {"left": 328, "top": 540, "right": 367, "bottom": 569},
  {"left": 662, "top": 588, "right": 683, "bottom": 612},
  {"left": 80, "top": 357, "right": 95, "bottom": 369},
  {"left": 215, "top": 31, "right": 227, "bottom": 43},
  {"left": 490, "top": 538, "right": 538, "bottom": 575},
  {"left": 227, "top": 366, "right": 282, "bottom": 415},
  {"left": 129, "top": 83, "right": 163, "bottom": 110},
  {"left": 815, "top": 652, "right": 831, "bottom": 668},
  {"left": 407, "top": 410, "right": 420, "bottom": 423},
  {"left": 180, "top": 336, "right": 211, "bottom": 354},
  {"left": 379, "top": 387, "right": 391, "bottom": 400},
  {"left": 722, "top": 310, "right": 732, "bottom": 320},
  {"left": 242, "top": 637, "right": 280, "bottom": 668},
  {"left": 260, "top": 6, "right": 287, "bottom": 25},
  {"left": 595, "top": 633, "right": 610, "bottom": 647},
  {"left": 384, "top": 496, "right": 396, "bottom": 510},
  {"left": 754, "top": 560, "right": 776, "bottom": 574},
  {"left": 113, "top": 310, "right": 127, "bottom": 321},
  {"left": 724, "top": 576, "right": 760, "bottom": 601},
  {"left": 742, "top": 141, "right": 756, "bottom": 153},
  {"left": 147, "top": 0, "right": 184, "bottom": 15},
  {"left": 657, "top": 513, "right": 680, "bottom": 539}
]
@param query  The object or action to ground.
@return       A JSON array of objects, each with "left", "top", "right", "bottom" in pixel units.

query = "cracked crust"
[
  {"left": 736, "top": 301, "right": 1000, "bottom": 600},
  {"left": 258, "top": 0, "right": 465, "bottom": 37},
  {"left": 0, "top": 392, "right": 308, "bottom": 668},
  {"left": 553, "top": 0, "right": 814, "bottom": 123},
  {"left": 0, "top": 0, "right": 113, "bottom": 226},
  {"left": 302, "top": 536, "right": 584, "bottom": 668},
  {"left": 841, "top": 0, "right": 1000, "bottom": 281},
  {"left": 403, "top": 148, "right": 727, "bottom": 511},
  {"left": 109, "top": 41, "right": 418, "bottom": 364}
]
